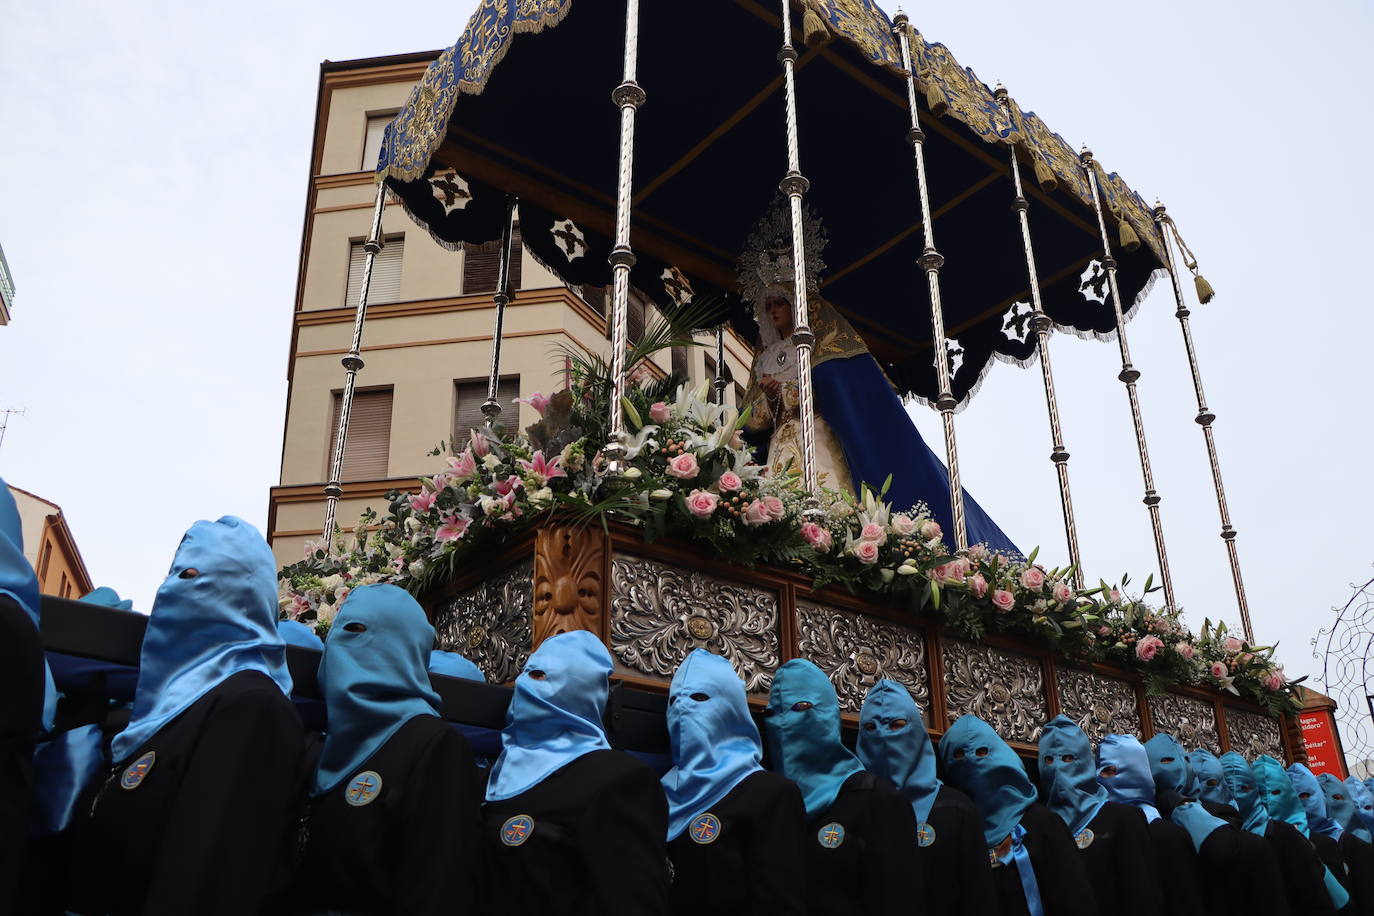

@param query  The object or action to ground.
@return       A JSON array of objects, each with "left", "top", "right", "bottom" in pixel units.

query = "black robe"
[
  {"left": 991, "top": 802, "right": 1100, "bottom": 916},
  {"left": 666, "top": 769, "right": 805, "bottom": 916},
  {"left": 1339, "top": 832, "right": 1374, "bottom": 916},
  {"left": 921, "top": 784, "right": 998, "bottom": 916},
  {"left": 1073, "top": 802, "right": 1164, "bottom": 916},
  {"left": 1183, "top": 819, "right": 1293, "bottom": 916},
  {"left": 800, "top": 770, "right": 920, "bottom": 916},
  {"left": 1266, "top": 820, "right": 1339, "bottom": 916},
  {"left": 287, "top": 715, "right": 482, "bottom": 915},
  {"left": 1156, "top": 786, "right": 1243, "bottom": 828},
  {"left": 1314, "top": 831, "right": 1356, "bottom": 913},
  {"left": 70, "top": 670, "right": 304, "bottom": 916},
  {"left": 1147, "top": 816, "right": 1208, "bottom": 916},
  {"left": 481, "top": 748, "right": 670, "bottom": 916},
  {"left": 0, "top": 595, "right": 44, "bottom": 916}
]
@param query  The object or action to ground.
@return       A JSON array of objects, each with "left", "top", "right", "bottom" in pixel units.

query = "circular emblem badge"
[
  {"left": 689, "top": 813, "right": 722, "bottom": 845},
  {"left": 1074, "top": 828, "right": 1095, "bottom": 850},
  {"left": 120, "top": 751, "right": 156, "bottom": 790},
  {"left": 917, "top": 821, "right": 937, "bottom": 847},
  {"left": 817, "top": 822, "right": 846, "bottom": 849},
  {"left": 345, "top": 770, "right": 382, "bottom": 807},
  {"left": 501, "top": 814, "right": 535, "bottom": 846}
]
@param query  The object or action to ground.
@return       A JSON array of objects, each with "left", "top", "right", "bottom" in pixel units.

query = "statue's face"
[{"left": 765, "top": 297, "right": 793, "bottom": 332}]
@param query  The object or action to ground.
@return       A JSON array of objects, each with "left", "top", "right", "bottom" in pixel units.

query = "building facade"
[
  {"left": 7, "top": 484, "right": 92, "bottom": 599},
  {"left": 0, "top": 243, "right": 14, "bottom": 325},
  {"left": 268, "top": 52, "right": 754, "bottom": 567}
]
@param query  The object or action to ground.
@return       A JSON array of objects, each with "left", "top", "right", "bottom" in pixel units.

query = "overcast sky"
[{"left": 3, "top": 2, "right": 1371, "bottom": 704}]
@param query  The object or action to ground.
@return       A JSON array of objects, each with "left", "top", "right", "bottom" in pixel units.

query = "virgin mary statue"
[{"left": 737, "top": 199, "right": 1018, "bottom": 554}]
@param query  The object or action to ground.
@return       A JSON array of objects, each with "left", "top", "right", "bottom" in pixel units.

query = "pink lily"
[
  {"left": 494, "top": 474, "right": 524, "bottom": 497},
  {"left": 517, "top": 451, "right": 566, "bottom": 488},
  {"left": 515, "top": 392, "right": 551, "bottom": 415},
  {"left": 447, "top": 449, "right": 477, "bottom": 483},
  {"left": 409, "top": 490, "right": 437, "bottom": 513},
  {"left": 436, "top": 515, "right": 470, "bottom": 542}
]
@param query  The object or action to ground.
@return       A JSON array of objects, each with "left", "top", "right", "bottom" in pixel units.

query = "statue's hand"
[{"left": 759, "top": 375, "right": 782, "bottom": 398}]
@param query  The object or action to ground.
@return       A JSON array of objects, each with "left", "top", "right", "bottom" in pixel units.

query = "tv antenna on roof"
[{"left": 0, "top": 408, "right": 25, "bottom": 451}]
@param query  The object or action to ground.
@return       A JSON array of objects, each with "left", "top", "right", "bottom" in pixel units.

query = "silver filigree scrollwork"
[
  {"left": 609, "top": 554, "right": 780, "bottom": 693},
  {"left": 1225, "top": 708, "right": 1285, "bottom": 761},
  {"left": 796, "top": 601, "right": 930, "bottom": 714},
  {"left": 433, "top": 559, "right": 533, "bottom": 684},
  {"left": 942, "top": 639, "right": 1047, "bottom": 743},
  {"left": 1148, "top": 693, "right": 1220, "bottom": 753},
  {"left": 1055, "top": 668, "right": 1141, "bottom": 742}
]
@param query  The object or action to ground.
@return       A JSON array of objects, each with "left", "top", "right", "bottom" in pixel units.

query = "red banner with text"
[{"left": 1300, "top": 711, "right": 1346, "bottom": 777}]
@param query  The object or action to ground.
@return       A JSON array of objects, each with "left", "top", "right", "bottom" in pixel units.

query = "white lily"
[{"left": 621, "top": 425, "right": 660, "bottom": 459}]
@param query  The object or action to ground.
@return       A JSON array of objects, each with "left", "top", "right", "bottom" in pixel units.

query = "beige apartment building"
[
  {"left": 7, "top": 484, "right": 93, "bottom": 599},
  {"left": 268, "top": 52, "right": 754, "bottom": 567}
]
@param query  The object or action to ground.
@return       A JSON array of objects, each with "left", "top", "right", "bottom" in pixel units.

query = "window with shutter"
[
  {"left": 578, "top": 285, "right": 607, "bottom": 317},
  {"left": 37, "top": 539, "right": 52, "bottom": 581},
  {"left": 462, "top": 227, "right": 523, "bottom": 295},
  {"left": 627, "top": 294, "right": 647, "bottom": 345},
  {"left": 361, "top": 113, "right": 396, "bottom": 171},
  {"left": 454, "top": 376, "right": 520, "bottom": 443},
  {"left": 346, "top": 236, "right": 404, "bottom": 306},
  {"left": 328, "top": 388, "right": 394, "bottom": 481}
]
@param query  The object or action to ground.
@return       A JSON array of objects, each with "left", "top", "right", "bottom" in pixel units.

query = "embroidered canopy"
[{"left": 377, "top": 0, "right": 1165, "bottom": 405}]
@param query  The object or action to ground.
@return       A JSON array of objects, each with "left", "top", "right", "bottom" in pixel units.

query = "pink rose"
[
  {"left": 1097, "top": 626, "right": 1112, "bottom": 637},
  {"left": 666, "top": 452, "right": 700, "bottom": 480},
  {"left": 891, "top": 514, "right": 917, "bottom": 537},
  {"left": 742, "top": 500, "right": 772, "bottom": 527},
  {"left": 1020, "top": 567, "right": 1046, "bottom": 591},
  {"left": 1109, "top": 588, "right": 1122, "bottom": 604},
  {"left": 409, "top": 490, "right": 437, "bottom": 513},
  {"left": 649, "top": 401, "right": 671, "bottom": 424},
  {"left": 919, "top": 519, "right": 943, "bottom": 541},
  {"left": 967, "top": 543, "right": 989, "bottom": 560},
  {"left": 851, "top": 539, "right": 881, "bottom": 565},
  {"left": 1051, "top": 581, "right": 1073, "bottom": 603},
  {"left": 1222, "top": 636, "right": 1243, "bottom": 653},
  {"left": 1262, "top": 669, "right": 1286, "bottom": 691},
  {"left": 1210, "top": 661, "right": 1228, "bottom": 679},
  {"left": 1175, "top": 643, "right": 1196, "bottom": 660},
  {"left": 991, "top": 589, "right": 1015, "bottom": 613},
  {"left": 860, "top": 522, "right": 886, "bottom": 544},
  {"left": 1238, "top": 652, "right": 1253, "bottom": 665},
  {"left": 686, "top": 489, "right": 720, "bottom": 519},
  {"left": 968, "top": 573, "right": 988, "bottom": 599},
  {"left": 469, "top": 428, "right": 490, "bottom": 458},
  {"left": 763, "top": 496, "right": 786, "bottom": 521},
  {"left": 1136, "top": 635, "right": 1164, "bottom": 662},
  {"left": 801, "top": 522, "right": 833, "bottom": 553},
  {"left": 717, "top": 471, "right": 743, "bottom": 493}
]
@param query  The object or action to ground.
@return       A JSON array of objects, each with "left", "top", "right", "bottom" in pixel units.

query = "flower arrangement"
[{"left": 278, "top": 308, "right": 1299, "bottom": 715}]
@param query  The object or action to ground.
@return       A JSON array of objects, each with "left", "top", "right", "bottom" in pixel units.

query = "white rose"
[
  {"left": 408, "top": 560, "right": 426, "bottom": 577},
  {"left": 529, "top": 487, "right": 554, "bottom": 507},
  {"left": 482, "top": 453, "right": 502, "bottom": 471},
  {"left": 405, "top": 517, "right": 421, "bottom": 532}
]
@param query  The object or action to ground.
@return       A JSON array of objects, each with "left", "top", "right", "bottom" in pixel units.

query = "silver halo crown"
[{"left": 737, "top": 195, "right": 827, "bottom": 311}]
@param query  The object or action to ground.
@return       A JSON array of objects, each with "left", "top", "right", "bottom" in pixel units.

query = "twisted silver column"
[
  {"left": 714, "top": 326, "right": 727, "bottom": 404},
  {"left": 996, "top": 85, "right": 1082, "bottom": 587},
  {"left": 894, "top": 13, "right": 967, "bottom": 548},
  {"left": 1155, "top": 201, "right": 1251, "bottom": 640},
  {"left": 322, "top": 183, "right": 388, "bottom": 546},
  {"left": 1081, "top": 149, "right": 1175, "bottom": 608},
  {"left": 481, "top": 193, "right": 520, "bottom": 421}
]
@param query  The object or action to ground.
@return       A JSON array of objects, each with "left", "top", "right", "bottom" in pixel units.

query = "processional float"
[{"left": 314, "top": 0, "right": 1286, "bottom": 758}]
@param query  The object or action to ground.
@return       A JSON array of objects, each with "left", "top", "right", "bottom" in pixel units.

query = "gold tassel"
[
  {"left": 802, "top": 7, "right": 830, "bottom": 47},
  {"left": 1194, "top": 273, "right": 1215, "bottom": 304},
  {"left": 1118, "top": 217, "right": 1140, "bottom": 253},
  {"left": 1033, "top": 156, "right": 1058, "bottom": 193},
  {"left": 925, "top": 79, "right": 948, "bottom": 117}
]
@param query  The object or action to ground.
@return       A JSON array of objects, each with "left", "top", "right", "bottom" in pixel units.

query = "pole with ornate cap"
[
  {"left": 1080, "top": 147, "right": 1175, "bottom": 609},
  {"left": 1154, "top": 200, "right": 1251, "bottom": 641},
  {"left": 604, "top": 0, "right": 644, "bottom": 474},
  {"left": 480, "top": 192, "right": 520, "bottom": 421},
  {"left": 995, "top": 83, "right": 1083, "bottom": 587},
  {"left": 322, "top": 183, "right": 388, "bottom": 547},
  {"left": 714, "top": 326, "right": 727, "bottom": 404},
  {"left": 893, "top": 11, "right": 968, "bottom": 549}
]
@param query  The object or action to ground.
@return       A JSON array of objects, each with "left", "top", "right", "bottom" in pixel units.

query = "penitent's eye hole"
[
  {"left": 1100, "top": 765, "right": 1119, "bottom": 778},
  {"left": 690, "top": 692, "right": 710, "bottom": 702},
  {"left": 527, "top": 669, "right": 547, "bottom": 681},
  {"left": 343, "top": 621, "right": 367, "bottom": 633},
  {"left": 953, "top": 748, "right": 967, "bottom": 759},
  {"left": 1043, "top": 755, "right": 1056, "bottom": 765},
  {"left": 178, "top": 568, "right": 200, "bottom": 579},
  {"left": 863, "top": 721, "right": 877, "bottom": 732},
  {"left": 790, "top": 701, "right": 813, "bottom": 713},
  {"left": 1160, "top": 756, "right": 1175, "bottom": 764},
  {"left": 1271, "top": 789, "right": 1282, "bottom": 796},
  {"left": 1299, "top": 791, "right": 1312, "bottom": 799},
  {"left": 889, "top": 718, "right": 908, "bottom": 731},
  {"left": 1205, "top": 778, "right": 1218, "bottom": 787},
  {"left": 1335, "top": 794, "right": 1346, "bottom": 801},
  {"left": 1061, "top": 753, "right": 1076, "bottom": 763},
  {"left": 975, "top": 747, "right": 990, "bottom": 758}
]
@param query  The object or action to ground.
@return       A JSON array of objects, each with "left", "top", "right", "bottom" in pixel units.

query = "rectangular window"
[
  {"left": 577, "top": 285, "right": 607, "bottom": 317},
  {"left": 59, "top": 572, "right": 71, "bottom": 599},
  {"left": 37, "top": 539, "right": 52, "bottom": 582},
  {"left": 454, "top": 377, "right": 520, "bottom": 442},
  {"left": 328, "top": 388, "right": 394, "bottom": 481},
  {"left": 345, "top": 236, "right": 404, "bottom": 306},
  {"left": 462, "top": 227, "right": 524, "bottom": 295},
  {"left": 361, "top": 113, "right": 396, "bottom": 171},
  {"left": 627, "top": 293, "right": 648, "bottom": 346}
]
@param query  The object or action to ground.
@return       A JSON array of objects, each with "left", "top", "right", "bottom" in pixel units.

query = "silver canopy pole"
[
  {"left": 1081, "top": 148, "right": 1176, "bottom": 608},
  {"left": 481, "top": 192, "right": 520, "bottom": 422},
  {"left": 714, "top": 326, "right": 727, "bottom": 404},
  {"left": 894, "top": 13, "right": 967, "bottom": 549},
  {"left": 322, "top": 183, "right": 387, "bottom": 547},
  {"left": 604, "top": 0, "right": 644, "bottom": 474},
  {"left": 996, "top": 84, "right": 1083, "bottom": 587},
  {"left": 1154, "top": 201, "right": 1251, "bottom": 641}
]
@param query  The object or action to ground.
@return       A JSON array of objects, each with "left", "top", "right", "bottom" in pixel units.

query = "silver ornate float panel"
[
  {"left": 795, "top": 601, "right": 930, "bottom": 714},
  {"left": 1056, "top": 668, "right": 1141, "bottom": 742},
  {"left": 1148, "top": 693, "right": 1220, "bottom": 753},
  {"left": 1226, "top": 708, "right": 1285, "bottom": 761},
  {"left": 943, "top": 639, "right": 1047, "bottom": 743},
  {"left": 433, "top": 559, "right": 533, "bottom": 684},
  {"left": 609, "top": 553, "right": 780, "bottom": 693}
]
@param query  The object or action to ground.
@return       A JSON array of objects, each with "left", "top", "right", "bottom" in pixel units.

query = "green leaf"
[
  {"left": 621, "top": 396, "right": 643, "bottom": 431},
  {"left": 930, "top": 579, "right": 941, "bottom": 610},
  {"left": 1027, "top": 546, "right": 1040, "bottom": 564}
]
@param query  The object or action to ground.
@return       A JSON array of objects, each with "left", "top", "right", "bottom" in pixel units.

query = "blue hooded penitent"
[
  {"left": 661, "top": 649, "right": 764, "bottom": 840},
  {"left": 313, "top": 585, "right": 442, "bottom": 794},
  {"left": 1219, "top": 752, "right": 1270, "bottom": 835},
  {"left": 763, "top": 659, "right": 864, "bottom": 818},
  {"left": 1096, "top": 734, "right": 1160, "bottom": 822},
  {"left": 80, "top": 586, "right": 135, "bottom": 611},
  {"left": 1187, "top": 749, "right": 1234, "bottom": 808},
  {"left": 1319, "top": 773, "right": 1360, "bottom": 840},
  {"left": 1287, "top": 763, "right": 1341, "bottom": 839},
  {"left": 939, "top": 715, "right": 1037, "bottom": 846},
  {"left": 112, "top": 517, "right": 293, "bottom": 762},
  {"left": 429, "top": 648, "right": 485, "bottom": 682},
  {"left": 1345, "top": 777, "right": 1374, "bottom": 840},
  {"left": 0, "top": 479, "right": 56, "bottom": 731},
  {"left": 1253, "top": 755, "right": 1308, "bottom": 834},
  {"left": 855, "top": 679, "right": 940, "bottom": 825},
  {"left": 278, "top": 618, "right": 324, "bottom": 650},
  {"left": 487, "top": 629, "right": 613, "bottom": 802},
  {"left": 1038, "top": 716, "right": 1109, "bottom": 836},
  {"left": 1144, "top": 733, "right": 1196, "bottom": 796}
]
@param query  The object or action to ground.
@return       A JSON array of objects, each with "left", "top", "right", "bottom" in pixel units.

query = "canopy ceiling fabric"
[{"left": 376, "top": 0, "right": 1166, "bottom": 406}]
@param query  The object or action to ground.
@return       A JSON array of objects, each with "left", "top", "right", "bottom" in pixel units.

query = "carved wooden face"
[{"left": 532, "top": 528, "right": 602, "bottom": 646}]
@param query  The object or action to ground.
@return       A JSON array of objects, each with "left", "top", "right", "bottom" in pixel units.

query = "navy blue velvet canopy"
[{"left": 377, "top": 0, "right": 1165, "bottom": 406}]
